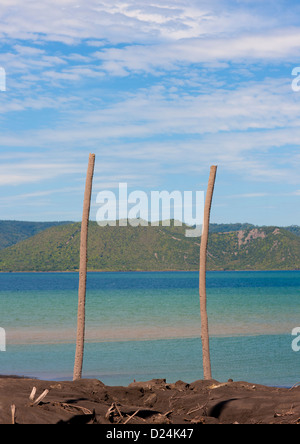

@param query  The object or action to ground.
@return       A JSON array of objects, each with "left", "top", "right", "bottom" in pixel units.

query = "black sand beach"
[{"left": 1, "top": 376, "right": 300, "bottom": 424}]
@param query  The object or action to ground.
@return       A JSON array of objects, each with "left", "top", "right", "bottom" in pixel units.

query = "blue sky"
[{"left": 0, "top": 0, "right": 300, "bottom": 226}]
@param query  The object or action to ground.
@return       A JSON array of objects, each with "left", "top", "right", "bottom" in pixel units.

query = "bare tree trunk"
[
  {"left": 73, "top": 153, "right": 96, "bottom": 381},
  {"left": 199, "top": 165, "right": 217, "bottom": 380}
]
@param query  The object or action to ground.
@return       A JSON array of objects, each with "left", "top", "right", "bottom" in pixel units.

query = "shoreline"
[{"left": 1, "top": 269, "right": 300, "bottom": 273}]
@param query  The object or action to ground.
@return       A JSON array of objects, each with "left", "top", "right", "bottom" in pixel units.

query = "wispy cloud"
[
  {"left": 0, "top": 0, "right": 299, "bottom": 223},
  {"left": 93, "top": 28, "right": 300, "bottom": 76},
  {"left": 0, "top": 0, "right": 280, "bottom": 44},
  {"left": 0, "top": 159, "right": 84, "bottom": 186},
  {"left": 0, "top": 73, "right": 299, "bottom": 187}
]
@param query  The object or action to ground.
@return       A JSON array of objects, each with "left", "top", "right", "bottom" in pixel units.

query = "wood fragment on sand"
[
  {"left": 123, "top": 409, "right": 140, "bottom": 424},
  {"left": 54, "top": 402, "right": 93, "bottom": 415},
  {"left": 29, "top": 387, "right": 37, "bottom": 402},
  {"left": 11, "top": 405, "right": 16, "bottom": 424},
  {"left": 31, "top": 389, "right": 49, "bottom": 406}
]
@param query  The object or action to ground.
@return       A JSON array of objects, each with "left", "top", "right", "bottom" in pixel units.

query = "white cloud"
[
  {"left": 0, "top": 159, "right": 84, "bottom": 186},
  {"left": 0, "top": 2, "right": 299, "bottom": 94},
  {"left": 93, "top": 28, "right": 300, "bottom": 77},
  {"left": 0, "top": 0, "right": 294, "bottom": 46},
  {"left": 0, "top": 0, "right": 299, "bottom": 225},
  {"left": 12, "top": 77, "right": 297, "bottom": 141},
  {"left": 0, "top": 75, "right": 299, "bottom": 187}
]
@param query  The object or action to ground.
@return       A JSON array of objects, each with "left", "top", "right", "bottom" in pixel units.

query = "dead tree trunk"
[
  {"left": 199, "top": 165, "right": 217, "bottom": 380},
  {"left": 73, "top": 153, "right": 96, "bottom": 381}
]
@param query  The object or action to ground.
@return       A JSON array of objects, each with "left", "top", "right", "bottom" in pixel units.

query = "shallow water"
[{"left": 0, "top": 271, "right": 299, "bottom": 386}]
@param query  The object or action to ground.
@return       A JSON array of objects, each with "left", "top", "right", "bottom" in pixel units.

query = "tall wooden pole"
[
  {"left": 199, "top": 165, "right": 217, "bottom": 380},
  {"left": 73, "top": 153, "right": 96, "bottom": 381}
]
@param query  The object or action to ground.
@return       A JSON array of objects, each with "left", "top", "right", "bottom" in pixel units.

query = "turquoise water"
[{"left": 0, "top": 271, "right": 299, "bottom": 387}]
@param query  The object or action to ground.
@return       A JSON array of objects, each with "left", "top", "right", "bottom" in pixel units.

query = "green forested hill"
[
  {"left": 285, "top": 226, "right": 300, "bottom": 237},
  {"left": 0, "top": 221, "right": 70, "bottom": 250},
  {"left": 206, "top": 227, "right": 300, "bottom": 270},
  {"left": 0, "top": 222, "right": 299, "bottom": 272}
]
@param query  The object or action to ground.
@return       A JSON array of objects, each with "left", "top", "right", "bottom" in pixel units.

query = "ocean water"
[{"left": 0, "top": 271, "right": 299, "bottom": 387}]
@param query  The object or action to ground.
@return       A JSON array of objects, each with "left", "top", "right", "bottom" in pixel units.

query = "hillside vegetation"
[
  {"left": 0, "top": 222, "right": 299, "bottom": 272},
  {"left": 0, "top": 221, "right": 70, "bottom": 250}
]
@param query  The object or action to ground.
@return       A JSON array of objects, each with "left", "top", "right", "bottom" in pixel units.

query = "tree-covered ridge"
[
  {"left": 0, "top": 221, "right": 71, "bottom": 250},
  {"left": 207, "top": 227, "right": 300, "bottom": 270},
  {"left": 0, "top": 222, "right": 299, "bottom": 272},
  {"left": 284, "top": 225, "right": 300, "bottom": 237}
]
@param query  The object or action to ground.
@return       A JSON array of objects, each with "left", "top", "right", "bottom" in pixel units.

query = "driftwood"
[
  {"left": 29, "top": 387, "right": 37, "bottom": 402},
  {"left": 105, "top": 402, "right": 126, "bottom": 424},
  {"left": 11, "top": 405, "right": 16, "bottom": 424},
  {"left": 123, "top": 409, "right": 140, "bottom": 424},
  {"left": 29, "top": 388, "right": 49, "bottom": 406},
  {"left": 289, "top": 382, "right": 300, "bottom": 390},
  {"left": 105, "top": 403, "right": 117, "bottom": 420},
  {"left": 105, "top": 403, "right": 144, "bottom": 424},
  {"left": 187, "top": 403, "right": 205, "bottom": 415},
  {"left": 54, "top": 402, "right": 93, "bottom": 415}
]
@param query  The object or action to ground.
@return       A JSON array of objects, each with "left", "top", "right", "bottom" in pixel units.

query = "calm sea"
[{"left": 0, "top": 271, "right": 299, "bottom": 387}]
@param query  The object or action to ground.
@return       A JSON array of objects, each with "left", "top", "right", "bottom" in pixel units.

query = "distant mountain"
[
  {"left": 209, "top": 223, "right": 256, "bottom": 233},
  {"left": 0, "top": 221, "right": 299, "bottom": 272},
  {"left": 0, "top": 221, "right": 71, "bottom": 250},
  {"left": 207, "top": 226, "right": 300, "bottom": 271},
  {"left": 210, "top": 223, "right": 300, "bottom": 236},
  {"left": 284, "top": 226, "right": 300, "bottom": 237}
]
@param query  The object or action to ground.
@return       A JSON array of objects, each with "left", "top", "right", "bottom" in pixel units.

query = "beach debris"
[
  {"left": 123, "top": 409, "right": 140, "bottom": 424},
  {"left": 29, "top": 388, "right": 49, "bottom": 406},
  {"left": 209, "top": 382, "right": 228, "bottom": 390},
  {"left": 105, "top": 403, "right": 146, "bottom": 424},
  {"left": 53, "top": 402, "right": 93, "bottom": 416},
  {"left": 105, "top": 402, "right": 125, "bottom": 423},
  {"left": 49, "top": 384, "right": 62, "bottom": 390},
  {"left": 186, "top": 396, "right": 210, "bottom": 419},
  {"left": 289, "top": 382, "right": 300, "bottom": 390},
  {"left": 187, "top": 403, "right": 205, "bottom": 416},
  {"left": 274, "top": 405, "right": 295, "bottom": 418},
  {"left": 29, "top": 387, "right": 37, "bottom": 402},
  {"left": 105, "top": 403, "right": 117, "bottom": 422},
  {"left": 11, "top": 404, "right": 16, "bottom": 424},
  {"left": 114, "top": 403, "right": 124, "bottom": 420}
]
